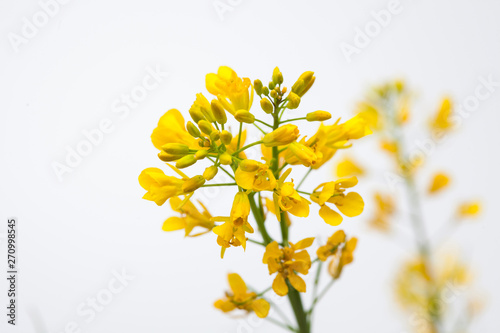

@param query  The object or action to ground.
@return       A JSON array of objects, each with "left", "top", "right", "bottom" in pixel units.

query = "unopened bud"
[
  {"left": 210, "top": 130, "right": 220, "bottom": 141},
  {"left": 220, "top": 130, "right": 233, "bottom": 145},
  {"left": 158, "top": 151, "right": 183, "bottom": 162},
  {"left": 189, "top": 108, "right": 205, "bottom": 123},
  {"left": 239, "top": 159, "right": 260, "bottom": 172},
  {"left": 219, "top": 152, "right": 233, "bottom": 165},
  {"left": 203, "top": 165, "right": 218, "bottom": 180},
  {"left": 198, "top": 120, "right": 213, "bottom": 135},
  {"left": 254, "top": 79, "right": 263, "bottom": 95},
  {"left": 292, "top": 71, "right": 315, "bottom": 97},
  {"left": 211, "top": 100, "right": 227, "bottom": 124},
  {"left": 194, "top": 149, "right": 209, "bottom": 160},
  {"left": 187, "top": 121, "right": 201, "bottom": 138},
  {"left": 260, "top": 98, "right": 274, "bottom": 114},
  {"left": 162, "top": 143, "right": 190, "bottom": 155},
  {"left": 262, "top": 86, "right": 270, "bottom": 96},
  {"left": 287, "top": 92, "right": 301, "bottom": 109},
  {"left": 270, "top": 90, "right": 278, "bottom": 99},
  {"left": 306, "top": 111, "right": 332, "bottom": 122},
  {"left": 234, "top": 110, "right": 255, "bottom": 123},
  {"left": 176, "top": 155, "right": 197, "bottom": 169},
  {"left": 272, "top": 67, "right": 283, "bottom": 85},
  {"left": 182, "top": 175, "right": 205, "bottom": 193},
  {"left": 268, "top": 81, "right": 275, "bottom": 90}
]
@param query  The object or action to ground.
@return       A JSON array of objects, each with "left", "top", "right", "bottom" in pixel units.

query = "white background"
[{"left": 1, "top": 0, "right": 499, "bottom": 332}]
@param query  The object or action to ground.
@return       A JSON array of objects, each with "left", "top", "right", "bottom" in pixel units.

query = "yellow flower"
[
  {"left": 214, "top": 273, "right": 270, "bottom": 318},
  {"left": 428, "top": 172, "right": 450, "bottom": 194},
  {"left": 457, "top": 201, "right": 481, "bottom": 218},
  {"left": 430, "top": 98, "right": 453, "bottom": 132},
  {"left": 325, "top": 114, "right": 372, "bottom": 149},
  {"left": 235, "top": 160, "right": 277, "bottom": 192},
  {"left": 189, "top": 93, "right": 215, "bottom": 123},
  {"left": 356, "top": 102, "right": 382, "bottom": 130},
  {"left": 328, "top": 237, "right": 358, "bottom": 279},
  {"left": 307, "top": 123, "right": 337, "bottom": 169},
  {"left": 335, "top": 156, "right": 364, "bottom": 178},
  {"left": 369, "top": 192, "right": 395, "bottom": 232},
  {"left": 272, "top": 169, "right": 310, "bottom": 219},
  {"left": 163, "top": 197, "right": 214, "bottom": 236},
  {"left": 263, "top": 124, "right": 299, "bottom": 147},
  {"left": 284, "top": 141, "right": 318, "bottom": 167},
  {"left": 310, "top": 177, "right": 364, "bottom": 226},
  {"left": 316, "top": 230, "right": 346, "bottom": 261},
  {"left": 212, "top": 192, "right": 254, "bottom": 257},
  {"left": 151, "top": 109, "right": 198, "bottom": 150},
  {"left": 262, "top": 238, "right": 314, "bottom": 296},
  {"left": 138, "top": 167, "right": 184, "bottom": 206},
  {"left": 206, "top": 66, "right": 253, "bottom": 114}
]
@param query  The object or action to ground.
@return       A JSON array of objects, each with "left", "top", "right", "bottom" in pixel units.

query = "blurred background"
[{"left": 1, "top": 0, "right": 499, "bottom": 332}]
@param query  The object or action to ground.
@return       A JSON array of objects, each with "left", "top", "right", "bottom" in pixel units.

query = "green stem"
[
  {"left": 201, "top": 183, "right": 237, "bottom": 187},
  {"left": 280, "top": 117, "right": 307, "bottom": 124},
  {"left": 254, "top": 118, "right": 274, "bottom": 128},
  {"left": 232, "top": 140, "right": 263, "bottom": 156},
  {"left": 296, "top": 168, "right": 313, "bottom": 191},
  {"left": 287, "top": 280, "right": 310, "bottom": 333},
  {"left": 248, "top": 193, "right": 272, "bottom": 245}
]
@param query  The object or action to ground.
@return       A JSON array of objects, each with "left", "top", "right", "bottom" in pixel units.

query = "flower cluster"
[{"left": 139, "top": 66, "right": 370, "bottom": 329}]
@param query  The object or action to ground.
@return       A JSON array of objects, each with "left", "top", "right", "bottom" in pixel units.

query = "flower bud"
[
  {"left": 292, "top": 71, "right": 315, "bottom": 97},
  {"left": 158, "top": 151, "right": 183, "bottom": 162},
  {"left": 219, "top": 152, "right": 233, "bottom": 165},
  {"left": 270, "top": 90, "right": 278, "bottom": 99},
  {"left": 182, "top": 175, "right": 205, "bottom": 193},
  {"left": 260, "top": 98, "right": 274, "bottom": 114},
  {"left": 189, "top": 108, "right": 205, "bottom": 123},
  {"left": 306, "top": 111, "right": 332, "bottom": 122},
  {"left": 210, "top": 130, "right": 220, "bottom": 142},
  {"left": 220, "top": 130, "right": 233, "bottom": 145},
  {"left": 254, "top": 79, "right": 263, "bottom": 95},
  {"left": 203, "top": 165, "right": 218, "bottom": 180},
  {"left": 211, "top": 99, "right": 227, "bottom": 125},
  {"left": 288, "top": 142, "right": 317, "bottom": 167},
  {"left": 234, "top": 110, "right": 255, "bottom": 123},
  {"left": 176, "top": 155, "right": 197, "bottom": 169},
  {"left": 239, "top": 159, "right": 260, "bottom": 172},
  {"left": 272, "top": 67, "right": 283, "bottom": 85},
  {"left": 262, "top": 86, "right": 270, "bottom": 96},
  {"left": 187, "top": 121, "right": 201, "bottom": 138},
  {"left": 268, "top": 81, "right": 275, "bottom": 90},
  {"left": 161, "top": 143, "right": 190, "bottom": 155},
  {"left": 194, "top": 149, "right": 209, "bottom": 160},
  {"left": 198, "top": 120, "right": 213, "bottom": 135},
  {"left": 263, "top": 124, "right": 299, "bottom": 147},
  {"left": 287, "top": 92, "right": 301, "bottom": 109}
]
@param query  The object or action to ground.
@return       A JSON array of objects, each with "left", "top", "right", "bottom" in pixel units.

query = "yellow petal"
[
  {"left": 234, "top": 168, "right": 255, "bottom": 190},
  {"left": 428, "top": 172, "right": 450, "bottom": 194},
  {"left": 162, "top": 217, "right": 185, "bottom": 232},
  {"left": 251, "top": 299, "right": 270, "bottom": 318},
  {"left": 319, "top": 205, "right": 343, "bottom": 226},
  {"left": 227, "top": 273, "right": 247, "bottom": 296},
  {"left": 272, "top": 274, "right": 288, "bottom": 296},
  {"left": 288, "top": 273, "right": 306, "bottom": 293},
  {"left": 294, "top": 237, "right": 315, "bottom": 250},
  {"left": 214, "top": 299, "right": 236, "bottom": 312},
  {"left": 332, "top": 192, "right": 364, "bottom": 217},
  {"left": 263, "top": 241, "right": 281, "bottom": 264}
]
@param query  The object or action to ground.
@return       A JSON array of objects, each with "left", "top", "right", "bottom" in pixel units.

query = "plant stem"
[
  {"left": 232, "top": 140, "right": 263, "bottom": 156},
  {"left": 201, "top": 183, "right": 237, "bottom": 187},
  {"left": 248, "top": 193, "right": 272, "bottom": 245}
]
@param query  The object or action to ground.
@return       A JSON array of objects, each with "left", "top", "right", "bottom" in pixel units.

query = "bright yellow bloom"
[
  {"left": 206, "top": 66, "right": 253, "bottom": 114},
  {"left": 325, "top": 114, "right": 372, "bottom": 149},
  {"left": 212, "top": 192, "right": 254, "bottom": 256},
  {"left": 306, "top": 123, "right": 337, "bottom": 169},
  {"left": 356, "top": 102, "right": 382, "bottom": 130},
  {"left": 189, "top": 93, "right": 215, "bottom": 123},
  {"left": 316, "top": 230, "right": 345, "bottom": 261},
  {"left": 369, "top": 192, "right": 395, "bottom": 232},
  {"left": 235, "top": 160, "right": 276, "bottom": 192},
  {"left": 151, "top": 109, "right": 198, "bottom": 150},
  {"left": 328, "top": 237, "right": 358, "bottom": 279},
  {"left": 430, "top": 98, "right": 453, "bottom": 132},
  {"left": 263, "top": 124, "right": 299, "bottom": 147},
  {"left": 335, "top": 156, "right": 364, "bottom": 178},
  {"left": 263, "top": 238, "right": 314, "bottom": 296},
  {"left": 284, "top": 141, "right": 318, "bottom": 167},
  {"left": 428, "top": 172, "right": 450, "bottom": 194},
  {"left": 457, "top": 201, "right": 481, "bottom": 218},
  {"left": 272, "top": 169, "right": 310, "bottom": 219},
  {"left": 310, "top": 177, "right": 364, "bottom": 226},
  {"left": 163, "top": 197, "right": 214, "bottom": 236},
  {"left": 214, "top": 273, "right": 270, "bottom": 318},
  {"left": 138, "top": 167, "right": 184, "bottom": 206}
]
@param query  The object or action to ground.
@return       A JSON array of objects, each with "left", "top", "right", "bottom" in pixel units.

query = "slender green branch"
[
  {"left": 232, "top": 140, "right": 264, "bottom": 156},
  {"left": 296, "top": 168, "right": 313, "bottom": 191},
  {"left": 253, "top": 122, "right": 267, "bottom": 135},
  {"left": 248, "top": 193, "right": 273, "bottom": 245},
  {"left": 201, "top": 183, "right": 237, "bottom": 187},
  {"left": 307, "top": 279, "right": 335, "bottom": 315},
  {"left": 206, "top": 157, "right": 235, "bottom": 181},
  {"left": 254, "top": 118, "right": 274, "bottom": 128},
  {"left": 247, "top": 238, "right": 266, "bottom": 247},
  {"left": 264, "top": 316, "right": 298, "bottom": 332},
  {"left": 280, "top": 117, "right": 307, "bottom": 124}
]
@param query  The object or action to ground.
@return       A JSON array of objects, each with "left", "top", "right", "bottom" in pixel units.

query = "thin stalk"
[
  {"left": 232, "top": 140, "right": 264, "bottom": 156},
  {"left": 296, "top": 168, "right": 313, "bottom": 191},
  {"left": 248, "top": 193, "right": 273, "bottom": 245},
  {"left": 201, "top": 183, "right": 237, "bottom": 187},
  {"left": 280, "top": 117, "right": 307, "bottom": 124}
]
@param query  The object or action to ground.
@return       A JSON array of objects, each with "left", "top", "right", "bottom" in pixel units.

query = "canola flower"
[
  {"left": 139, "top": 66, "right": 370, "bottom": 333},
  {"left": 350, "top": 81, "right": 483, "bottom": 333}
]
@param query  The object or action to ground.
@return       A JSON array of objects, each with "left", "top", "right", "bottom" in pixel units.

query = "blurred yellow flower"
[
  {"left": 328, "top": 237, "right": 358, "bottom": 279},
  {"left": 310, "top": 177, "right": 364, "bottom": 226},
  {"left": 429, "top": 98, "right": 453, "bottom": 132},
  {"left": 163, "top": 197, "right": 214, "bottom": 236},
  {"left": 428, "top": 172, "right": 450, "bottom": 194},
  {"left": 263, "top": 238, "right": 314, "bottom": 296},
  {"left": 457, "top": 201, "right": 481, "bottom": 218},
  {"left": 206, "top": 66, "right": 253, "bottom": 114},
  {"left": 325, "top": 114, "right": 372, "bottom": 149},
  {"left": 369, "top": 192, "right": 395, "bottom": 232},
  {"left": 335, "top": 156, "right": 364, "bottom": 178},
  {"left": 138, "top": 167, "right": 184, "bottom": 206},
  {"left": 214, "top": 273, "right": 270, "bottom": 318},
  {"left": 151, "top": 109, "right": 198, "bottom": 151},
  {"left": 316, "top": 230, "right": 346, "bottom": 261}
]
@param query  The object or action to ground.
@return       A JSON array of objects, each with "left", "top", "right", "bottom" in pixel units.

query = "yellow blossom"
[
  {"left": 428, "top": 172, "right": 450, "bottom": 194},
  {"left": 272, "top": 169, "right": 310, "bottom": 219},
  {"left": 263, "top": 124, "right": 299, "bottom": 147},
  {"left": 310, "top": 177, "right": 364, "bottom": 226},
  {"left": 212, "top": 192, "right": 254, "bottom": 256},
  {"left": 163, "top": 197, "right": 213, "bottom": 236},
  {"left": 328, "top": 237, "right": 358, "bottom": 279},
  {"left": 325, "top": 114, "right": 372, "bottom": 149},
  {"left": 214, "top": 273, "right": 270, "bottom": 318},
  {"left": 151, "top": 109, "right": 199, "bottom": 150},
  {"left": 316, "top": 230, "right": 346, "bottom": 261},
  {"left": 189, "top": 93, "right": 215, "bottom": 123},
  {"left": 138, "top": 167, "right": 184, "bottom": 206},
  {"left": 285, "top": 141, "right": 318, "bottom": 167},
  {"left": 206, "top": 66, "right": 253, "bottom": 114},
  {"left": 263, "top": 238, "right": 314, "bottom": 296},
  {"left": 335, "top": 157, "right": 364, "bottom": 178},
  {"left": 235, "top": 161, "right": 277, "bottom": 192},
  {"left": 369, "top": 192, "right": 395, "bottom": 232},
  {"left": 430, "top": 98, "right": 453, "bottom": 132}
]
